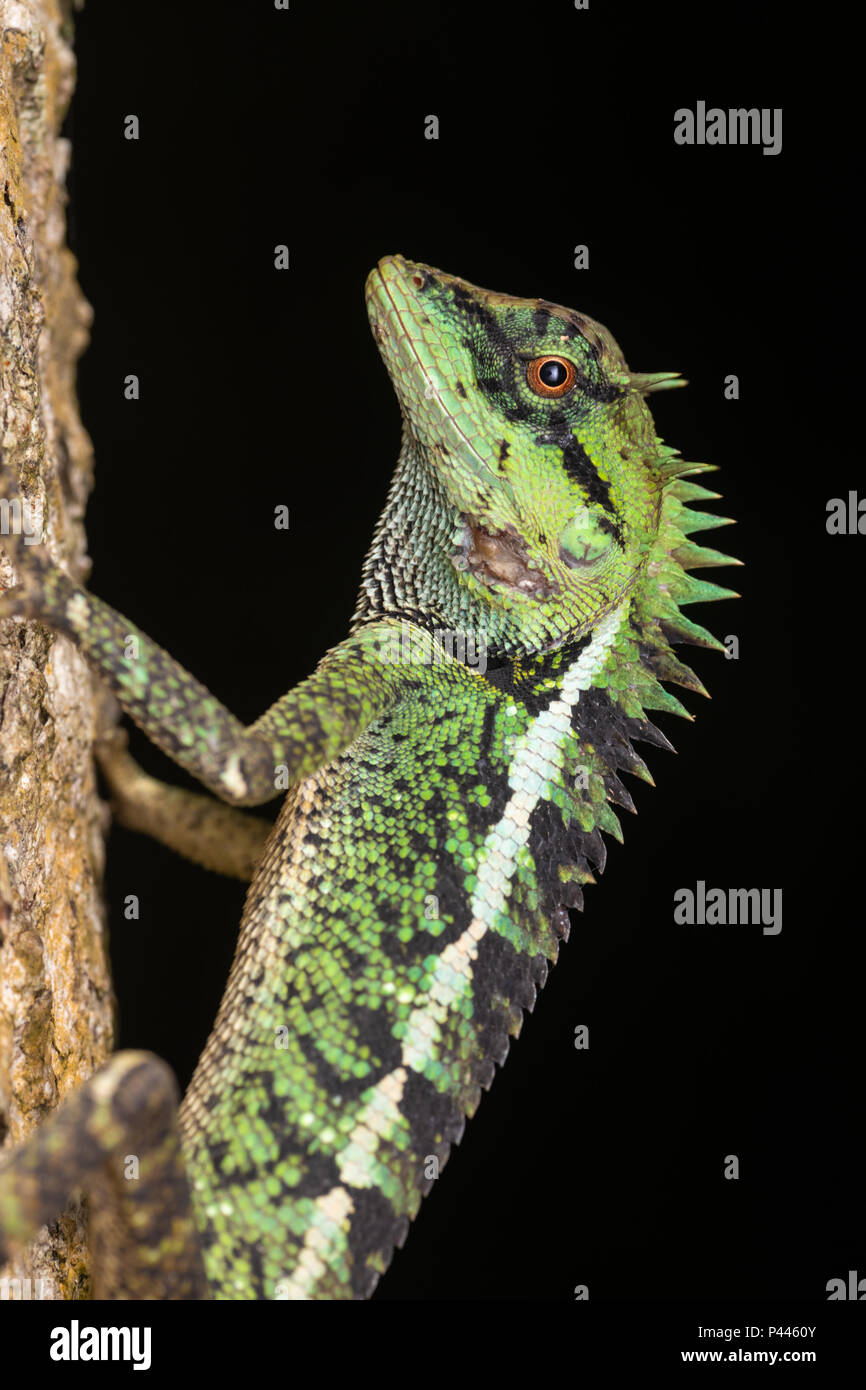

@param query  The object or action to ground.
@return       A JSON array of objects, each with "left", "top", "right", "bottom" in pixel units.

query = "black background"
[{"left": 60, "top": 1, "right": 860, "bottom": 1302}]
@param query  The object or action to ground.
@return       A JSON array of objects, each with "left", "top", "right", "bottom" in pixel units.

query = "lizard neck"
[
  {"left": 351, "top": 427, "right": 471, "bottom": 638},
  {"left": 351, "top": 428, "right": 608, "bottom": 664}
]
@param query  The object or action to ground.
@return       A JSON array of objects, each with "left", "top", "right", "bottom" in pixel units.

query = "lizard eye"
[{"left": 526, "top": 355, "right": 577, "bottom": 398}]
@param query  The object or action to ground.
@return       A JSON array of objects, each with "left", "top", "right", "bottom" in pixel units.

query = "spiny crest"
[
  {"left": 551, "top": 459, "right": 739, "bottom": 908},
  {"left": 484, "top": 445, "right": 739, "bottom": 928}
]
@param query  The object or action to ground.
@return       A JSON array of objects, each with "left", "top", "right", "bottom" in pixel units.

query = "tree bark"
[{"left": 0, "top": 0, "right": 111, "bottom": 1300}]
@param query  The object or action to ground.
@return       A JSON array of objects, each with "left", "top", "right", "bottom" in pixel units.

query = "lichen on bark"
[{"left": 1, "top": 0, "right": 112, "bottom": 1300}]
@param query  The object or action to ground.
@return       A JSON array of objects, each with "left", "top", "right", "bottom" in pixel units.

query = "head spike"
[
  {"left": 671, "top": 540, "right": 743, "bottom": 571},
  {"left": 666, "top": 479, "right": 723, "bottom": 504},
  {"left": 658, "top": 614, "right": 726, "bottom": 652},
  {"left": 628, "top": 370, "right": 687, "bottom": 394},
  {"left": 675, "top": 507, "right": 737, "bottom": 535},
  {"left": 657, "top": 454, "right": 719, "bottom": 482}
]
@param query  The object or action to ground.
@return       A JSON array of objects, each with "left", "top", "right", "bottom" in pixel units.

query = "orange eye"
[{"left": 526, "top": 355, "right": 577, "bottom": 398}]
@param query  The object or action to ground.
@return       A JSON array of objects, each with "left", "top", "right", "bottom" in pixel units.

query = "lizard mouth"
[{"left": 450, "top": 514, "right": 558, "bottom": 599}]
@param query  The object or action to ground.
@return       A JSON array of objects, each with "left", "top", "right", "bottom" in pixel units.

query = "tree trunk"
[{"left": 0, "top": 0, "right": 112, "bottom": 1300}]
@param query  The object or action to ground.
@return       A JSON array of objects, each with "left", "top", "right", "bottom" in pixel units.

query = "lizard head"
[{"left": 365, "top": 254, "right": 686, "bottom": 658}]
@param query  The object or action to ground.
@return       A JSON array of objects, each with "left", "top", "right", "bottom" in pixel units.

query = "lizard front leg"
[
  {"left": 1, "top": 544, "right": 424, "bottom": 806},
  {"left": 0, "top": 542, "right": 443, "bottom": 1297}
]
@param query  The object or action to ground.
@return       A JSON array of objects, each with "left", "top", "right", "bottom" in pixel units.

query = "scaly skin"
[{"left": 0, "top": 256, "right": 737, "bottom": 1298}]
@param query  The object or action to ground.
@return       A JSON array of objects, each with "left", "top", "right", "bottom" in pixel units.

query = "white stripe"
[
  {"left": 277, "top": 1185, "right": 354, "bottom": 1300},
  {"left": 288, "top": 607, "right": 625, "bottom": 1276},
  {"left": 401, "top": 604, "right": 625, "bottom": 1073},
  {"left": 336, "top": 1067, "right": 408, "bottom": 1189}
]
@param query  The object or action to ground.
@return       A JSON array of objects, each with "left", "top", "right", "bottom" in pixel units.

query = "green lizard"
[{"left": 0, "top": 255, "right": 737, "bottom": 1299}]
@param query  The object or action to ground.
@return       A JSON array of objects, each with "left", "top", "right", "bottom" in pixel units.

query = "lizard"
[{"left": 0, "top": 254, "right": 738, "bottom": 1299}]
